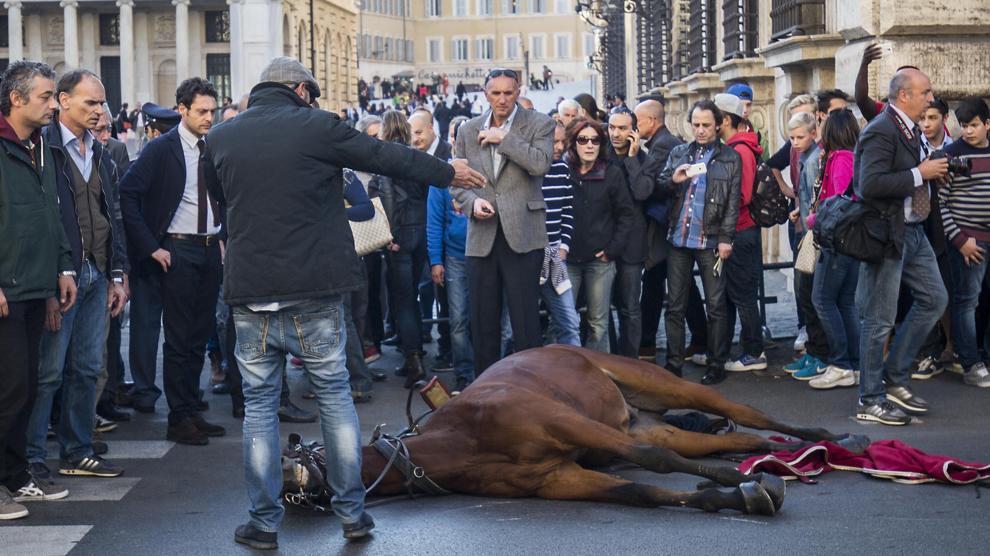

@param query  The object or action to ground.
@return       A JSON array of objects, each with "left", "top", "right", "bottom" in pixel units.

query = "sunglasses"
[
  {"left": 485, "top": 68, "right": 519, "bottom": 84},
  {"left": 575, "top": 135, "right": 601, "bottom": 145}
]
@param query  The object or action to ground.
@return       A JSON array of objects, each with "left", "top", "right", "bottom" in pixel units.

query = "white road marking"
[{"left": 0, "top": 525, "right": 92, "bottom": 556}]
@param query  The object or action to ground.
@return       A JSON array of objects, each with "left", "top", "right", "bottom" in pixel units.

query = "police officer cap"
[{"left": 141, "top": 102, "right": 181, "bottom": 126}]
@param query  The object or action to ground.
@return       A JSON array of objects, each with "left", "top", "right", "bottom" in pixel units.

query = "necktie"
[
  {"left": 196, "top": 139, "right": 220, "bottom": 233},
  {"left": 910, "top": 125, "right": 931, "bottom": 219}
]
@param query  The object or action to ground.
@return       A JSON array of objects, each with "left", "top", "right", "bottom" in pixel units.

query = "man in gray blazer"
[{"left": 451, "top": 69, "right": 555, "bottom": 373}]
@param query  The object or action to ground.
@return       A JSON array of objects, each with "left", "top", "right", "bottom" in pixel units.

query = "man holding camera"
[{"left": 853, "top": 68, "right": 950, "bottom": 426}]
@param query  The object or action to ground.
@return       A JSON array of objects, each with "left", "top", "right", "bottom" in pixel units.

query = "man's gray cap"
[
  {"left": 259, "top": 56, "right": 322, "bottom": 99},
  {"left": 713, "top": 93, "right": 745, "bottom": 119}
]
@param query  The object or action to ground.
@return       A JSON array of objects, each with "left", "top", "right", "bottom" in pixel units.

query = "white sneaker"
[
  {"left": 690, "top": 353, "right": 709, "bottom": 366},
  {"left": 809, "top": 365, "right": 856, "bottom": 390},
  {"left": 793, "top": 327, "right": 807, "bottom": 352},
  {"left": 724, "top": 353, "right": 768, "bottom": 372},
  {"left": 963, "top": 362, "right": 990, "bottom": 388}
]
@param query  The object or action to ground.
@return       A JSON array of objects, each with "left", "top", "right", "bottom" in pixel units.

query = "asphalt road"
[{"left": 2, "top": 312, "right": 989, "bottom": 556}]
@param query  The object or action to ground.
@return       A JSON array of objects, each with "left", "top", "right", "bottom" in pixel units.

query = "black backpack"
[{"left": 739, "top": 143, "right": 790, "bottom": 227}]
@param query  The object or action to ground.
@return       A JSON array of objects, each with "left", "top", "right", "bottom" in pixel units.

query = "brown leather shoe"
[{"left": 166, "top": 418, "right": 209, "bottom": 445}]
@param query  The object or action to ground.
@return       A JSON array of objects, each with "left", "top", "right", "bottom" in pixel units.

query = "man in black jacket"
[
  {"left": 658, "top": 100, "right": 741, "bottom": 385},
  {"left": 119, "top": 78, "right": 226, "bottom": 446},
  {"left": 27, "top": 70, "right": 129, "bottom": 480},
  {"left": 605, "top": 107, "right": 649, "bottom": 358},
  {"left": 202, "top": 57, "right": 484, "bottom": 548},
  {"left": 853, "top": 68, "right": 949, "bottom": 426},
  {"left": 633, "top": 100, "right": 709, "bottom": 363}
]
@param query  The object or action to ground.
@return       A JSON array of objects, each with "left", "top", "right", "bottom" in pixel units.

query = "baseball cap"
[
  {"left": 259, "top": 56, "right": 322, "bottom": 100},
  {"left": 713, "top": 93, "right": 746, "bottom": 119},
  {"left": 726, "top": 83, "right": 754, "bottom": 101}
]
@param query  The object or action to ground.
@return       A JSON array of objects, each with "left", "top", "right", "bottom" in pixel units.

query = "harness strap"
[{"left": 371, "top": 437, "right": 450, "bottom": 496}]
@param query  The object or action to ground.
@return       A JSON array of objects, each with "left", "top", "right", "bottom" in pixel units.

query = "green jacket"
[{"left": 0, "top": 115, "right": 73, "bottom": 303}]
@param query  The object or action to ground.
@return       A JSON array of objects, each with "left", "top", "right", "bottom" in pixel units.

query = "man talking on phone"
[
  {"left": 657, "top": 99, "right": 742, "bottom": 384},
  {"left": 605, "top": 107, "right": 650, "bottom": 358}
]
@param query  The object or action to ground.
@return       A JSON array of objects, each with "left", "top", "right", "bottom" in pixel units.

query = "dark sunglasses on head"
[
  {"left": 576, "top": 135, "right": 601, "bottom": 145},
  {"left": 485, "top": 68, "right": 519, "bottom": 84}
]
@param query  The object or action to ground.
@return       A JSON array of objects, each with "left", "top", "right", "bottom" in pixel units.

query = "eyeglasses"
[
  {"left": 575, "top": 135, "right": 601, "bottom": 145},
  {"left": 485, "top": 68, "right": 519, "bottom": 84}
]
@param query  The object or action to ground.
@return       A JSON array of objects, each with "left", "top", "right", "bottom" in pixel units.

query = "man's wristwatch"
[{"left": 59, "top": 270, "right": 77, "bottom": 278}]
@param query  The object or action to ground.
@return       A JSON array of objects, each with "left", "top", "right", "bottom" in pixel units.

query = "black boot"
[
  {"left": 402, "top": 352, "right": 427, "bottom": 389},
  {"left": 701, "top": 365, "right": 726, "bottom": 385}
]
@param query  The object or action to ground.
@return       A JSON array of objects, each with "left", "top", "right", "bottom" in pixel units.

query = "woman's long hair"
[
  {"left": 574, "top": 93, "right": 606, "bottom": 122},
  {"left": 820, "top": 108, "right": 860, "bottom": 156},
  {"left": 566, "top": 117, "right": 608, "bottom": 170},
  {"left": 379, "top": 109, "right": 411, "bottom": 144}
]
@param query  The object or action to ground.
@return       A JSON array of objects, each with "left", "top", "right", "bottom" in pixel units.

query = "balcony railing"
[
  {"left": 722, "top": 0, "right": 758, "bottom": 60},
  {"left": 770, "top": 0, "right": 825, "bottom": 42},
  {"left": 687, "top": 0, "right": 715, "bottom": 74}
]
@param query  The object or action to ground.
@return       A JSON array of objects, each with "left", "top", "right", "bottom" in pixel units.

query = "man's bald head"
[
  {"left": 633, "top": 99, "right": 665, "bottom": 140},
  {"left": 888, "top": 67, "right": 934, "bottom": 122},
  {"left": 518, "top": 96, "right": 534, "bottom": 110},
  {"left": 409, "top": 110, "right": 437, "bottom": 152}
]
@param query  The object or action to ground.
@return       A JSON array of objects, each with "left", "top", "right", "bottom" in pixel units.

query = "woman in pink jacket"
[{"left": 807, "top": 109, "right": 862, "bottom": 390}]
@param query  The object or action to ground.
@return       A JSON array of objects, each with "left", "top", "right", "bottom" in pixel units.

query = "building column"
[
  {"left": 118, "top": 0, "right": 135, "bottom": 110},
  {"left": 228, "top": 0, "right": 244, "bottom": 99},
  {"left": 4, "top": 1, "right": 23, "bottom": 62},
  {"left": 61, "top": 0, "right": 80, "bottom": 68},
  {"left": 173, "top": 0, "right": 190, "bottom": 83}
]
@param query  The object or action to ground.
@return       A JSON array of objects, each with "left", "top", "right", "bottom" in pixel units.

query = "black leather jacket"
[{"left": 658, "top": 140, "right": 741, "bottom": 245}]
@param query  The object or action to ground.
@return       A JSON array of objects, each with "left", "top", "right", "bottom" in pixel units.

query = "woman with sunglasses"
[{"left": 564, "top": 118, "right": 636, "bottom": 352}]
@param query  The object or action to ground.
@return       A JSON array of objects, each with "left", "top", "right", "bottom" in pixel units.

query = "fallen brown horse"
[{"left": 291, "top": 345, "right": 868, "bottom": 516}]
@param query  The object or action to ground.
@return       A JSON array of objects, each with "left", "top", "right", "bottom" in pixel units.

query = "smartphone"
[{"left": 686, "top": 163, "right": 707, "bottom": 178}]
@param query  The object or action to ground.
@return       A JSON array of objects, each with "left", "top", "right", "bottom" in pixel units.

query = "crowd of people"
[{"left": 1, "top": 49, "right": 989, "bottom": 549}]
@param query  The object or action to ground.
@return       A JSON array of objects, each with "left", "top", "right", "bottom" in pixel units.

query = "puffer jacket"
[{"left": 658, "top": 140, "right": 742, "bottom": 245}]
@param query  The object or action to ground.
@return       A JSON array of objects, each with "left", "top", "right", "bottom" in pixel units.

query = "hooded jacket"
[
  {"left": 726, "top": 130, "right": 764, "bottom": 232},
  {"left": 41, "top": 121, "right": 129, "bottom": 277},
  {"left": 0, "top": 114, "right": 73, "bottom": 302},
  {"left": 202, "top": 82, "right": 456, "bottom": 305}
]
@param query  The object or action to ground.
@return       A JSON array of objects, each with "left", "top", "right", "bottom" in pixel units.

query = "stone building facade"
[
  {"left": 0, "top": 0, "right": 359, "bottom": 113},
  {"left": 357, "top": 0, "right": 597, "bottom": 88}
]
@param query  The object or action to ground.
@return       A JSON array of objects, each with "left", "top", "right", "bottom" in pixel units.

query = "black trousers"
[
  {"left": 467, "top": 225, "right": 543, "bottom": 374},
  {"left": 795, "top": 268, "right": 829, "bottom": 360},
  {"left": 161, "top": 237, "right": 222, "bottom": 424},
  {"left": 639, "top": 259, "right": 708, "bottom": 350},
  {"left": 101, "top": 314, "right": 125, "bottom": 402},
  {"left": 0, "top": 299, "right": 45, "bottom": 491},
  {"left": 665, "top": 247, "right": 728, "bottom": 373},
  {"left": 362, "top": 252, "right": 385, "bottom": 348}
]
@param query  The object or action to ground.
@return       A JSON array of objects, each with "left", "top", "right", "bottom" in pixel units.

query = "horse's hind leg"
[
  {"left": 628, "top": 419, "right": 797, "bottom": 458},
  {"left": 545, "top": 407, "right": 785, "bottom": 511},
  {"left": 536, "top": 463, "right": 777, "bottom": 516},
  {"left": 551, "top": 345, "right": 852, "bottom": 445}
]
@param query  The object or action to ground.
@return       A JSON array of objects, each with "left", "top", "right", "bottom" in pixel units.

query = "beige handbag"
[
  {"left": 794, "top": 231, "right": 819, "bottom": 274},
  {"left": 350, "top": 197, "right": 393, "bottom": 256}
]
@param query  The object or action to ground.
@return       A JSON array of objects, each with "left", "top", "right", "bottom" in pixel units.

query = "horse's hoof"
[
  {"left": 836, "top": 433, "right": 871, "bottom": 454},
  {"left": 753, "top": 473, "right": 786, "bottom": 512},
  {"left": 738, "top": 481, "right": 776, "bottom": 516}
]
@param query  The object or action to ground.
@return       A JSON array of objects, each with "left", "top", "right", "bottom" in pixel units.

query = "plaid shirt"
[{"left": 669, "top": 144, "right": 716, "bottom": 249}]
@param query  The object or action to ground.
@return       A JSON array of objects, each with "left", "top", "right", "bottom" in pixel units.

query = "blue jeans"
[
  {"left": 27, "top": 260, "right": 109, "bottom": 464},
  {"left": 568, "top": 259, "right": 615, "bottom": 352},
  {"left": 856, "top": 225, "right": 948, "bottom": 404},
  {"left": 444, "top": 255, "right": 475, "bottom": 382},
  {"left": 948, "top": 239, "right": 990, "bottom": 369},
  {"left": 540, "top": 281, "right": 581, "bottom": 346},
  {"left": 812, "top": 249, "right": 860, "bottom": 371},
  {"left": 232, "top": 296, "right": 365, "bottom": 532}
]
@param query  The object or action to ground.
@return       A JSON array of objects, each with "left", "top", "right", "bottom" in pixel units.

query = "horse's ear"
[{"left": 288, "top": 433, "right": 301, "bottom": 445}]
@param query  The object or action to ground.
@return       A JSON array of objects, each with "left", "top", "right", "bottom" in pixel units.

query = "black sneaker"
[
  {"left": 94, "top": 415, "right": 118, "bottom": 433},
  {"left": 234, "top": 523, "right": 278, "bottom": 550},
  {"left": 97, "top": 400, "right": 132, "bottom": 422},
  {"left": 856, "top": 401, "right": 911, "bottom": 426},
  {"left": 431, "top": 357, "right": 454, "bottom": 373},
  {"left": 14, "top": 476, "right": 69, "bottom": 501},
  {"left": 910, "top": 356, "right": 943, "bottom": 380},
  {"left": 166, "top": 419, "right": 209, "bottom": 446},
  {"left": 58, "top": 455, "right": 124, "bottom": 477},
  {"left": 342, "top": 512, "right": 375, "bottom": 540},
  {"left": 885, "top": 385, "right": 929, "bottom": 414},
  {"left": 277, "top": 402, "right": 317, "bottom": 423}
]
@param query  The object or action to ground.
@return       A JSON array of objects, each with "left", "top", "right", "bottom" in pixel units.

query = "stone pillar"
[
  {"left": 173, "top": 0, "right": 190, "bottom": 83},
  {"left": 118, "top": 0, "right": 135, "bottom": 111},
  {"left": 230, "top": 0, "right": 280, "bottom": 97},
  {"left": 61, "top": 0, "right": 80, "bottom": 69},
  {"left": 228, "top": 0, "right": 244, "bottom": 98},
  {"left": 4, "top": 1, "right": 23, "bottom": 62}
]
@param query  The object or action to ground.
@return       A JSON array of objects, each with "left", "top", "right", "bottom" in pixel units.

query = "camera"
[{"left": 930, "top": 150, "right": 972, "bottom": 177}]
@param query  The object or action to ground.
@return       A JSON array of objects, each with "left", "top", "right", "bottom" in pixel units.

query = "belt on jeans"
[{"left": 167, "top": 233, "right": 219, "bottom": 246}]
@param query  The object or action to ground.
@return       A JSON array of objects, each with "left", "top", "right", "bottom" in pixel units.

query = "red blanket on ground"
[{"left": 738, "top": 438, "right": 990, "bottom": 485}]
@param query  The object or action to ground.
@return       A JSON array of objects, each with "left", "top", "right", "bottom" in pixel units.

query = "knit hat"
[
  {"left": 726, "top": 83, "right": 754, "bottom": 101},
  {"left": 259, "top": 56, "right": 322, "bottom": 99}
]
